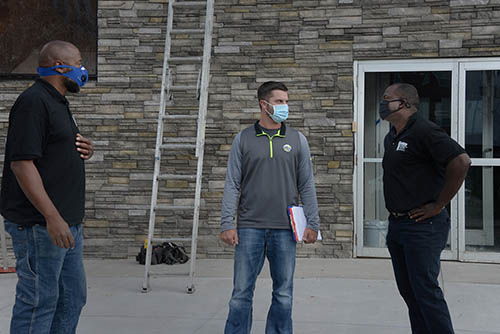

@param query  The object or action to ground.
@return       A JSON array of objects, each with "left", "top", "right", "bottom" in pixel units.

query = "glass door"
[
  {"left": 355, "top": 59, "right": 500, "bottom": 262},
  {"left": 459, "top": 63, "right": 500, "bottom": 262},
  {"left": 354, "top": 60, "right": 458, "bottom": 259}
]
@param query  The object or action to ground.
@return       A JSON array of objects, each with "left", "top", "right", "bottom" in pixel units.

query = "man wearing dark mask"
[
  {"left": 380, "top": 83, "right": 470, "bottom": 334},
  {"left": 1, "top": 40, "right": 93, "bottom": 333},
  {"left": 220, "top": 81, "right": 320, "bottom": 334}
]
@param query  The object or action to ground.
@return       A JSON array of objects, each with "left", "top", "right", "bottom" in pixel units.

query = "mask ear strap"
[
  {"left": 397, "top": 99, "right": 410, "bottom": 109},
  {"left": 37, "top": 65, "right": 70, "bottom": 76},
  {"left": 262, "top": 100, "right": 274, "bottom": 113}
]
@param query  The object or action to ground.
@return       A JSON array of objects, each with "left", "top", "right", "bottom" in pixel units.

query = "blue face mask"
[
  {"left": 264, "top": 101, "right": 289, "bottom": 123},
  {"left": 37, "top": 65, "right": 89, "bottom": 87}
]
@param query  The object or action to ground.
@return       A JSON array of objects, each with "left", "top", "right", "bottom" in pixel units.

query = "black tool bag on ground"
[
  {"left": 136, "top": 245, "right": 163, "bottom": 265},
  {"left": 136, "top": 242, "right": 189, "bottom": 265},
  {"left": 161, "top": 242, "right": 189, "bottom": 264}
]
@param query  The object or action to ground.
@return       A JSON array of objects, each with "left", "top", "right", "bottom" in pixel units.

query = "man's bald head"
[
  {"left": 391, "top": 83, "right": 420, "bottom": 110},
  {"left": 38, "top": 41, "right": 84, "bottom": 94},
  {"left": 38, "top": 40, "right": 81, "bottom": 67}
]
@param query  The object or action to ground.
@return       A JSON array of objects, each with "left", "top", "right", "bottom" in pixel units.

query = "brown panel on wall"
[{"left": 0, "top": 0, "right": 97, "bottom": 75}]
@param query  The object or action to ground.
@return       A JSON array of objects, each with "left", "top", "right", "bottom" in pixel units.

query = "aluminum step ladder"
[{"left": 142, "top": 0, "right": 214, "bottom": 294}]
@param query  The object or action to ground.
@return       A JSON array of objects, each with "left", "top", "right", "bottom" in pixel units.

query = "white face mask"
[{"left": 263, "top": 100, "right": 289, "bottom": 123}]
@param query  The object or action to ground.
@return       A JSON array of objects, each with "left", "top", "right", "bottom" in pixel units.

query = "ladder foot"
[
  {"left": 186, "top": 285, "right": 196, "bottom": 294},
  {"left": 141, "top": 286, "right": 151, "bottom": 293}
]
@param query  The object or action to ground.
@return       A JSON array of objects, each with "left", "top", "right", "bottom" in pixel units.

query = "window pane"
[
  {"left": 364, "top": 71, "right": 452, "bottom": 159},
  {"left": 0, "top": 0, "right": 97, "bottom": 75},
  {"left": 465, "top": 166, "right": 500, "bottom": 251},
  {"left": 362, "top": 71, "right": 452, "bottom": 249},
  {"left": 465, "top": 70, "right": 500, "bottom": 159},
  {"left": 363, "top": 161, "right": 388, "bottom": 248}
]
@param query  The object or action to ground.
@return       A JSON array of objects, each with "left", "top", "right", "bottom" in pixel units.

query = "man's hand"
[
  {"left": 408, "top": 202, "right": 443, "bottom": 222},
  {"left": 46, "top": 215, "right": 75, "bottom": 248},
  {"left": 76, "top": 134, "right": 94, "bottom": 160},
  {"left": 220, "top": 229, "right": 238, "bottom": 246},
  {"left": 302, "top": 228, "right": 318, "bottom": 244}
]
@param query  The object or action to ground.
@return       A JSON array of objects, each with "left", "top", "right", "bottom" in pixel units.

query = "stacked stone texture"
[{"left": 0, "top": 0, "right": 499, "bottom": 260}]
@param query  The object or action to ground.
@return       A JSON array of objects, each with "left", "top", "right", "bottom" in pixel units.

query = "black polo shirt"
[
  {"left": 382, "top": 113, "right": 466, "bottom": 213},
  {"left": 0, "top": 79, "right": 85, "bottom": 226}
]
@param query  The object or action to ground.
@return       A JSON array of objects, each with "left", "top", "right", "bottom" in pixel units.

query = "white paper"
[{"left": 288, "top": 206, "right": 322, "bottom": 242}]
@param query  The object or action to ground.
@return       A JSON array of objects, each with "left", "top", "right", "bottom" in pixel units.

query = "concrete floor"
[{"left": 1, "top": 258, "right": 500, "bottom": 334}]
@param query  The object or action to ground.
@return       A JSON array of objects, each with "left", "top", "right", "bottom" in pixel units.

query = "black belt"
[{"left": 389, "top": 211, "right": 409, "bottom": 218}]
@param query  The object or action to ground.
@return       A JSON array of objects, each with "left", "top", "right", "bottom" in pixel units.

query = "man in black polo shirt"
[
  {"left": 380, "top": 83, "right": 470, "bottom": 334},
  {"left": 1, "top": 40, "right": 93, "bottom": 333}
]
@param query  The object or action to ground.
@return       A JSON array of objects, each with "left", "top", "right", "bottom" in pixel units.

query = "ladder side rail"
[
  {"left": 195, "top": 0, "right": 214, "bottom": 158},
  {"left": 188, "top": 0, "right": 215, "bottom": 293},
  {"left": 162, "top": 0, "right": 176, "bottom": 104},
  {"left": 142, "top": 0, "right": 176, "bottom": 293}
]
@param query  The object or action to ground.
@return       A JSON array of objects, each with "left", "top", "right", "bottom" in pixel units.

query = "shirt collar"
[
  {"left": 254, "top": 120, "right": 287, "bottom": 136},
  {"left": 36, "top": 78, "right": 69, "bottom": 105},
  {"left": 390, "top": 112, "right": 418, "bottom": 137}
]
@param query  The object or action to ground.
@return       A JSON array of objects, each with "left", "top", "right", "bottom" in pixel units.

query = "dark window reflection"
[
  {"left": 363, "top": 71, "right": 452, "bottom": 159},
  {"left": 465, "top": 71, "right": 500, "bottom": 159},
  {"left": 0, "top": 0, "right": 97, "bottom": 76},
  {"left": 464, "top": 71, "right": 500, "bottom": 252},
  {"left": 465, "top": 166, "right": 500, "bottom": 251},
  {"left": 390, "top": 72, "right": 452, "bottom": 135}
]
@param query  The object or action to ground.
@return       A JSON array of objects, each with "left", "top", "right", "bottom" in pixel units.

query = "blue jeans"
[
  {"left": 5, "top": 221, "right": 87, "bottom": 334},
  {"left": 386, "top": 209, "right": 454, "bottom": 334},
  {"left": 225, "top": 228, "right": 296, "bottom": 334}
]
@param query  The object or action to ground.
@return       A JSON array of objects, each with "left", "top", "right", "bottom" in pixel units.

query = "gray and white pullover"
[{"left": 221, "top": 121, "right": 320, "bottom": 232}]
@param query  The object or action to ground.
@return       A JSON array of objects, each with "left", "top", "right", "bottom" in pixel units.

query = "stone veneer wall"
[{"left": 1, "top": 0, "right": 500, "bottom": 259}]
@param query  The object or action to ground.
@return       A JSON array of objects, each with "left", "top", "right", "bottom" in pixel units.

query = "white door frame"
[
  {"left": 353, "top": 58, "right": 500, "bottom": 261},
  {"left": 458, "top": 61, "right": 500, "bottom": 263}
]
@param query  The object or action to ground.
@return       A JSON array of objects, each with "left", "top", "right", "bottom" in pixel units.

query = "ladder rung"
[
  {"left": 173, "top": 71, "right": 201, "bottom": 75},
  {"left": 169, "top": 56, "right": 203, "bottom": 63},
  {"left": 170, "top": 85, "right": 198, "bottom": 91},
  {"left": 151, "top": 237, "right": 193, "bottom": 243},
  {"left": 164, "top": 115, "right": 198, "bottom": 120},
  {"left": 160, "top": 144, "right": 196, "bottom": 150},
  {"left": 171, "top": 29, "right": 204, "bottom": 34},
  {"left": 173, "top": 1, "right": 206, "bottom": 7},
  {"left": 165, "top": 137, "right": 197, "bottom": 143},
  {"left": 158, "top": 174, "right": 197, "bottom": 180},
  {"left": 155, "top": 204, "right": 194, "bottom": 210}
]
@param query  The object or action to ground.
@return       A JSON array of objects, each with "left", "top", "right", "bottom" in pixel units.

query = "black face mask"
[{"left": 379, "top": 99, "right": 404, "bottom": 120}]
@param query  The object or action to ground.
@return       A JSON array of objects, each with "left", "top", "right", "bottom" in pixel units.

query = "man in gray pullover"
[{"left": 221, "top": 81, "right": 320, "bottom": 334}]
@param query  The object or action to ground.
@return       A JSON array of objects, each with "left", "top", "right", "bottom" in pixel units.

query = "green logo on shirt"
[{"left": 283, "top": 144, "right": 292, "bottom": 152}]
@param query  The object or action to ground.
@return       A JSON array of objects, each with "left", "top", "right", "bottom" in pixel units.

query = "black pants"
[{"left": 386, "top": 209, "right": 454, "bottom": 334}]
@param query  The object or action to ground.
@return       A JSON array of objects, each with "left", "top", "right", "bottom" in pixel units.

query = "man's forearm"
[
  {"left": 10, "top": 160, "right": 62, "bottom": 220},
  {"left": 436, "top": 153, "right": 471, "bottom": 207},
  {"left": 220, "top": 134, "right": 242, "bottom": 232},
  {"left": 300, "top": 179, "right": 320, "bottom": 231},
  {"left": 297, "top": 133, "right": 320, "bottom": 230},
  {"left": 220, "top": 181, "right": 239, "bottom": 232}
]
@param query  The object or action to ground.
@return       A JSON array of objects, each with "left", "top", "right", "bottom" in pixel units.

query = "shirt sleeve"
[
  {"left": 297, "top": 132, "right": 320, "bottom": 231},
  {"left": 220, "top": 132, "right": 242, "bottom": 232},
  {"left": 424, "top": 125, "right": 466, "bottom": 167},
  {"left": 8, "top": 95, "right": 48, "bottom": 161}
]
